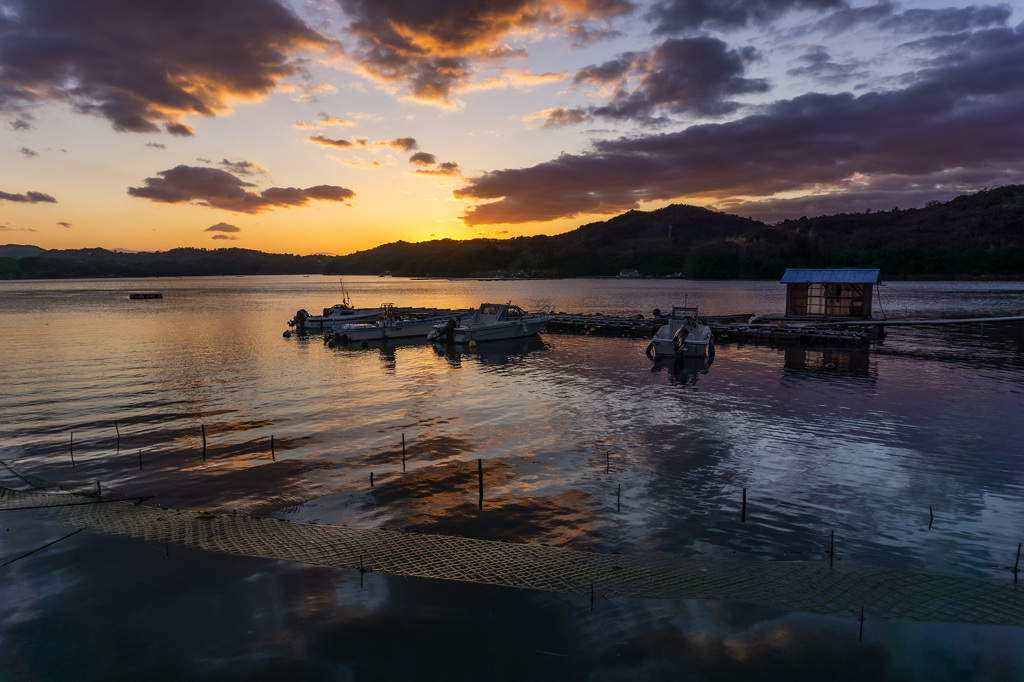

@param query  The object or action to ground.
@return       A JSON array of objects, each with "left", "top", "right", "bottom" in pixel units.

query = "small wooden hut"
[{"left": 781, "top": 268, "right": 881, "bottom": 319}]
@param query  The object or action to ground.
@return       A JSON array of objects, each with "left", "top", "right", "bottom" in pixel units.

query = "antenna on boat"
[{"left": 340, "top": 278, "right": 351, "bottom": 308}]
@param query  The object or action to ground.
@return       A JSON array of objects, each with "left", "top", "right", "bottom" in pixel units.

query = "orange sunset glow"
[{"left": 2, "top": 0, "right": 1023, "bottom": 256}]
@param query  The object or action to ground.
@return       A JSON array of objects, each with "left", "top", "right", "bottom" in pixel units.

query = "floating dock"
[{"left": 545, "top": 313, "right": 1024, "bottom": 347}]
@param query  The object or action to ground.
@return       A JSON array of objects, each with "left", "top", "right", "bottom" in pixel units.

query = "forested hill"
[
  {"left": 324, "top": 185, "right": 1024, "bottom": 279},
  {"left": 2, "top": 185, "right": 1022, "bottom": 280},
  {"left": 0, "top": 247, "right": 333, "bottom": 279}
]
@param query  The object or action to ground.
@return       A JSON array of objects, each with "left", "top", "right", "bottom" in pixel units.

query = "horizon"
[{"left": 2, "top": 1, "right": 1023, "bottom": 256}]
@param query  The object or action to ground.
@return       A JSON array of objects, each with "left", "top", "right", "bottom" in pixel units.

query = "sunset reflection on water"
[{"left": 2, "top": 276, "right": 1023, "bottom": 680}]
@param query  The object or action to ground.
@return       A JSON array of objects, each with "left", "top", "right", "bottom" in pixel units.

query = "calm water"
[{"left": 1, "top": 276, "right": 1023, "bottom": 681}]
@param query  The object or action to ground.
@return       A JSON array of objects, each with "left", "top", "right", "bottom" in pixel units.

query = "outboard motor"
[
  {"left": 439, "top": 316, "right": 459, "bottom": 342},
  {"left": 288, "top": 309, "right": 309, "bottom": 336}
]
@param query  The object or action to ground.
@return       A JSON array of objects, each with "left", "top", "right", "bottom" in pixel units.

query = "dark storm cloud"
[
  {"left": 647, "top": 0, "right": 845, "bottom": 33},
  {"left": 334, "top": 0, "right": 633, "bottom": 102},
  {"left": 128, "top": 165, "right": 355, "bottom": 213},
  {"left": 573, "top": 38, "right": 768, "bottom": 122},
  {"left": 0, "top": 0, "right": 331, "bottom": 133},
  {"left": 0, "top": 190, "right": 56, "bottom": 203},
  {"left": 455, "top": 27, "right": 1024, "bottom": 224}
]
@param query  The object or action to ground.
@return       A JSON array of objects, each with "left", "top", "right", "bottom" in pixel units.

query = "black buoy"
[{"left": 283, "top": 330, "right": 291, "bottom": 338}]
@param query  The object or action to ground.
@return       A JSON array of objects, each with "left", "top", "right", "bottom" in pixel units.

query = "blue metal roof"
[{"left": 780, "top": 268, "right": 881, "bottom": 284}]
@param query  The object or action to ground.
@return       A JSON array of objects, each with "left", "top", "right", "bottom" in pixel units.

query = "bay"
[{"left": 1, "top": 275, "right": 1023, "bottom": 681}]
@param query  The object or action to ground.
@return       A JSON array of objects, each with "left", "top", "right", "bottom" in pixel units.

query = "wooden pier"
[{"left": 545, "top": 313, "right": 1024, "bottom": 347}]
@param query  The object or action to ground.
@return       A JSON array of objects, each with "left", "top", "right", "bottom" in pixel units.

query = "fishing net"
[{"left": 2, "top": 462, "right": 1021, "bottom": 626}]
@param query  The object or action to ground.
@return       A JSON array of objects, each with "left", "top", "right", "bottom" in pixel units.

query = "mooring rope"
[{"left": 1, "top": 465, "right": 1021, "bottom": 626}]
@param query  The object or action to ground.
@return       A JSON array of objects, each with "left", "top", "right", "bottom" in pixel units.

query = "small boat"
[
  {"left": 646, "top": 306, "right": 714, "bottom": 359},
  {"left": 428, "top": 302, "right": 550, "bottom": 344},
  {"left": 288, "top": 280, "right": 381, "bottom": 333},
  {"left": 328, "top": 304, "right": 472, "bottom": 344},
  {"left": 129, "top": 292, "right": 162, "bottom": 299}
]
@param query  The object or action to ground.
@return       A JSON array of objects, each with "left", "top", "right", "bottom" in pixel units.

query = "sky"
[{"left": 1, "top": 0, "right": 1022, "bottom": 256}]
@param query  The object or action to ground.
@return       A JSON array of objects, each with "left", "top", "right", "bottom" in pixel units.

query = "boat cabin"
[
  {"left": 781, "top": 268, "right": 881, "bottom": 319},
  {"left": 472, "top": 302, "right": 527, "bottom": 322}
]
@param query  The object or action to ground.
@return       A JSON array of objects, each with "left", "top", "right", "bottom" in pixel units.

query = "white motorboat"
[
  {"left": 329, "top": 304, "right": 472, "bottom": 344},
  {"left": 288, "top": 283, "right": 382, "bottom": 333},
  {"left": 428, "top": 302, "right": 550, "bottom": 344},
  {"left": 646, "top": 306, "right": 714, "bottom": 359}
]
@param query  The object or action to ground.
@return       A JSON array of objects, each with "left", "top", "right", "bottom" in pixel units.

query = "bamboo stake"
[{"left": 478, "top": 459, "right": 483, "bottom": 509}]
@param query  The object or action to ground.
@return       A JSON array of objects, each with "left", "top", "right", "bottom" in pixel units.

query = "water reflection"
[
  {"left": 3, "top": 277, "right": 1024, "bottom": 681},
  {"left": 651, "top": 355, "right": 714, "bottom": 387},
  {"left": 432, "top": 335, "right": 549, "bottom": 367},
  {"left": 783, "top": 347, "right": 874, "bottom": 379}
]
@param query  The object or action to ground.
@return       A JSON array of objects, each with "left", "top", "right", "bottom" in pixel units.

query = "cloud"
[
  {"left": 0, "top": 190, "right": 57, "bottom": 203},
  {"left": 785, "top": 46, "right": 869, "bottom": 85},
  {"left": 455, "top": 27, "right": 1024, "bottom": 224},
  {"left": 647, "top": 0, "right": 844, "bottom": 33},
  {"left": 19, "top": 147, "right": 37, "bottom": 157},
  {"left": 211, "top": 234, "right": 239, "bottom": 240},
  {"left": 127, "top": 165, "right": 355, "bottom": 213},
  {"left": 0, "top": 0, "right": 332, "bottom": 133},
  {"left": 204, "top": 222, "right": 241, "bottom": 233},
  {"left": 294, "top": 112, "right": 356, "bottom": 129},
  {"left": 376, "top": 137, "right": 418, "bottom": 151},
  {"left": 218, "top": 159, "right": 268, "bottom": 175},
  {"left": 336, "top": 0, "right": 633, "bottom": 103},
  {"left": 309, "top": 134, "right": 418, "bottom": 153},
  {"left": 308, "top": 134, "right": 364, "bottom": 149},
  {"left": 146, "top": 142, "right": 167, "bottom": 150},
  {"left": 57, "top": 221, "right": 72, "bottom": 228},
  {"left": 573, "top": 37, "right": 769, "bottom": 122},
  {"left": 526, "top": 107, "right": 591, "bottom": 128},
  {"left": 413, "top": 161, "right": 462, "bottom": 177},
  {"left": 410, "top": 152, "right": 438, "bottom": 166}
]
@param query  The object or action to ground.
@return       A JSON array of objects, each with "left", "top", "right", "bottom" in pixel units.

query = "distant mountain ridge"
[
  {"left": 324, "top": 185, "right": 1024, "bottom": 279},
  {"left": 3, "top": 185, "right": 1022, "bottom": 279}
]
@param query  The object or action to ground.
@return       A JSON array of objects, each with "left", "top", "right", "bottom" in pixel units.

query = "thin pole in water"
[
  {"left": 370, "top": 471, "right": 374, "bottom": 487},
  {"left": 929, "top": 506, "right": 934, "bottom": 530},
  {"left": 617, "top": 483, "right": 621, "bottom": 512},
  {"left": 201, "top": 424, "right": 206, "bottom": 460},
  {"left": 1015, "top": 543, "right": 1021, "bottom": 585},
  {"left": 70, "top": 432, "right": 75, "bottom": 467},
  {"left": 271, "top": 434, "right": 275, "bottom": 461},
  {"left": 138, "top": 450, "right": 142, "bottom": 470},
  {"left": 829, "top": 531, "right": 835, "bottom": 568},
  {"left": 402, "top": 434, "right": 406, "bottom": 472},
  {"left": 859, "top": 607, "right": 864, "bottom": 642},
  {"left": 115, "top": 421, "right": 120, "bottom": 453},
  {"left": 606, "top": 451, "right": 610, "bottom": 475},
  {"left": 478, "top": 459, "right": 483, "bottom": 509},
  {"left": 742, "top": 488, "right": 747, "bottom": 523}
]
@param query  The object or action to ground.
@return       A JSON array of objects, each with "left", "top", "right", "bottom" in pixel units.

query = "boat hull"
[
  {"left": 336, "top": 316, "right": 454, "bottom": 342},
  {"left": 450, "top": 318, "right": 548, "bottom": 343}
]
